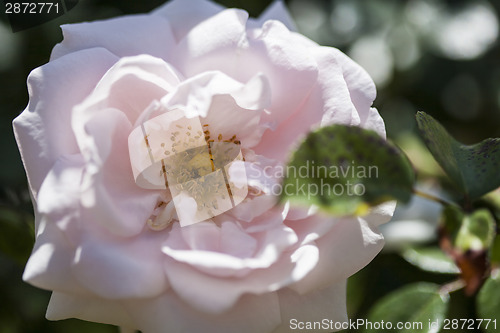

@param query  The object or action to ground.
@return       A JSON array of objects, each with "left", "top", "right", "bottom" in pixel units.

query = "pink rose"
[{"left": 14, "top": 0, "right": 394, "bottom": 332}]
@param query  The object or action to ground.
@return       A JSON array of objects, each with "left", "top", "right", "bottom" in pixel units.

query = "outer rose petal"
[
  {"left": 12, "top": 48, "right": 118, "bottom": 197},
  {"left": 152, "top": 0, "right": 225, "bottom": 41},
  {"left": 254, "top": 46, "right": 358, "bottom": 162},
  {"left": 47, "top": 292, "right": 135, "bottom": 328},
  {"left": 330, "top": 48, "right": 377, "bottom": 121},
  {"left": 363, "top": 201, "right": 397, "bottom": 226},
  {"left": 172, "top": 12, "right": 318, "bottom": 125},
  {"left": 51, "top": 15, "right": 176, "bottom": 61},
  {"left": 171, "top": 8, "right": 249, "bottom": 76},
  {"left": 73, "top": 108, "right": 157, "bottom": 237},
  {"left": 290, "top": 218, "right": 384, "bottom": 294},
  {"left": 284, "top": 214, "right": 339, "bottom": 247},
  {"left": 27, "top": 154, "right": 169, "bottom": 299},
  {"left": 125, "top": 291, "right": 281, "bottom": 333},
  {"left": 36, "top": 154, "right": 83, "bottom": 221},
  {"left": 274, "top": 282, "right": 348, "bottom": 333},
  {"left": 24, "top": 154, "right": 85, "bottom": 293},
  {"left": 361, "top": 107, "right": 387, "bottom": 138},
  {"left": 23, "top": 217, "right": 86, "bottom": 294},
  {"left": 72, "top": 231, "right": 168, "bottom": 299}
]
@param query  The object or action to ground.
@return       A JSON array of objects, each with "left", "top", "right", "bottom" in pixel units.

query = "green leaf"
[
  {"left": 441, "top": 205, "right": 464, "bottom": 242},
  {"left": 363, "top": 283, "right": 448, "bottom": 333},
  {"left": 457, "top": 209, "right": 496, "bottom": 251},
  {"left": 416, "top": 111, "right": 500, "bottom": 199},
  {"left": 477, "top": 272, "right": 500, "bottom": 333},
  {"left": 441, "top": 206, "right": 495, "bottom": 252},
  {"left": 280, "top": 125, "right": 415, "bottom": 216},
  {"left": 402, "top": 247, "right": 460, "bottom": 274}
]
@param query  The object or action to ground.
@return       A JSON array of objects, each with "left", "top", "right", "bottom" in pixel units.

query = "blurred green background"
[{"left": 1, "top": 0, "right": 499, "bottom": 332}]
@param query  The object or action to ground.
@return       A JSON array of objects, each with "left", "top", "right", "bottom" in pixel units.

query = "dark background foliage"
[{"left": 1, "top": 0, "right": 499, "bottom": 332}]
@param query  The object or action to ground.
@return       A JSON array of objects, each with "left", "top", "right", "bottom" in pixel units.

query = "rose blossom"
[{"left": 13, "top": 0, "right": 394, "bottom": 332}]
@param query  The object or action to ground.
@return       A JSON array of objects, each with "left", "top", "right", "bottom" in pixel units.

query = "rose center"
[{"left": 146, "top": 123, "right": 245, "bottom": 231}]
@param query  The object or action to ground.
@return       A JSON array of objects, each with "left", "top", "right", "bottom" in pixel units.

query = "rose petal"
[
  {"left": 177, "top": 221, "right": 257, "bottom": 258},
  {"left": 285, "top": 214, "right": 338, "bottom": 247},
  {"left": 331, "top": 48, "right": 377, "bottom": 123},
  {"left": 179, "top": 222, "right": 222, "bottom": 252},
  {"left": 239, "top": 157, "right": 281, "bottom": 198},
  {"left": 126, "top": 291, "right": 281, "bottom": 333},
  {"left": 33, "top": 153, "right": 97, "bottom": 246},
  {"left": 72, "top": 231, "right": 168, "bottom": 299},
  {"left": 256, "top": 46, "right": 379, "bottom": 163},
  {"left": 37, "top": 154, "right": 84, "bottom": 220},
  {"left": 274, "top": 282, "right": 348, "bottom": 333},
  {"left": 162, "top": 254, "right": 291, "bottom": 314},
  {"left": 203, "top": 94, "right": 264, "bottom": 148},
  {"left": 162, "top": 68, "right": 270, "bottom": 112},
  {"left": 228, "top": 194, "right": 278, "bottom": 223},
  {"left": 163, "top": 222, "right": 296, "bottom": 278},
  {"left": 362, "top": 201, "right": 396, "bottom": 227},
  {"left": 46, "top": 292, "right": 135, "bottom": 328},
  {"left": 239, "top": 207, "right": 287, "bottom": 233},
  {"left": 289, "top": 217, "right": 384, "bottom": 294},
  {"left": 285, "top": 202, "right": 320, "bottom": 221},
  {"left": 220, "top": 221, "right": 258, "bottom": 257},
  {"left": 12, "top": 48, "right": 118, "bottom": 197},
  {"left": 152, "top": 0, "right": 225, "bottom": 41},
  {"left": 163, "top": 223, "right": 302, "bottom": 313},
  {"left": 23, "top": 217, "right": 86, "bottom": 294},
  {"left": 75, "top": 54, "right": 181, "bottom": 124},
  {"left": 360, "top": 107, "right": 387, "bottom": 138},
  {"left": 51, "top": 15, "right": 175, "bottom": 61},
  {"left": 161, "top": 242, "right": 317, "bottom": 316},
  {"left": 254, "top": 46, "right": 356, "bottom": 162},
  {"left": 173, "top": 13, "right": 318, "bottom": 124},
  {"left": 73, "top": 108, "right": 158, "bottom": 237},
  {"left": 160, "top": 71, "right": 269, "bottom": 148},
  {"left": 171, "top": 8, "right": 248, "bottom": 76},
  {"left": 248, "top": 21, "right": 318, "bottom": 124},
  {"left": 287, "top": 244, "right": 320, "bottom": 285}
]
